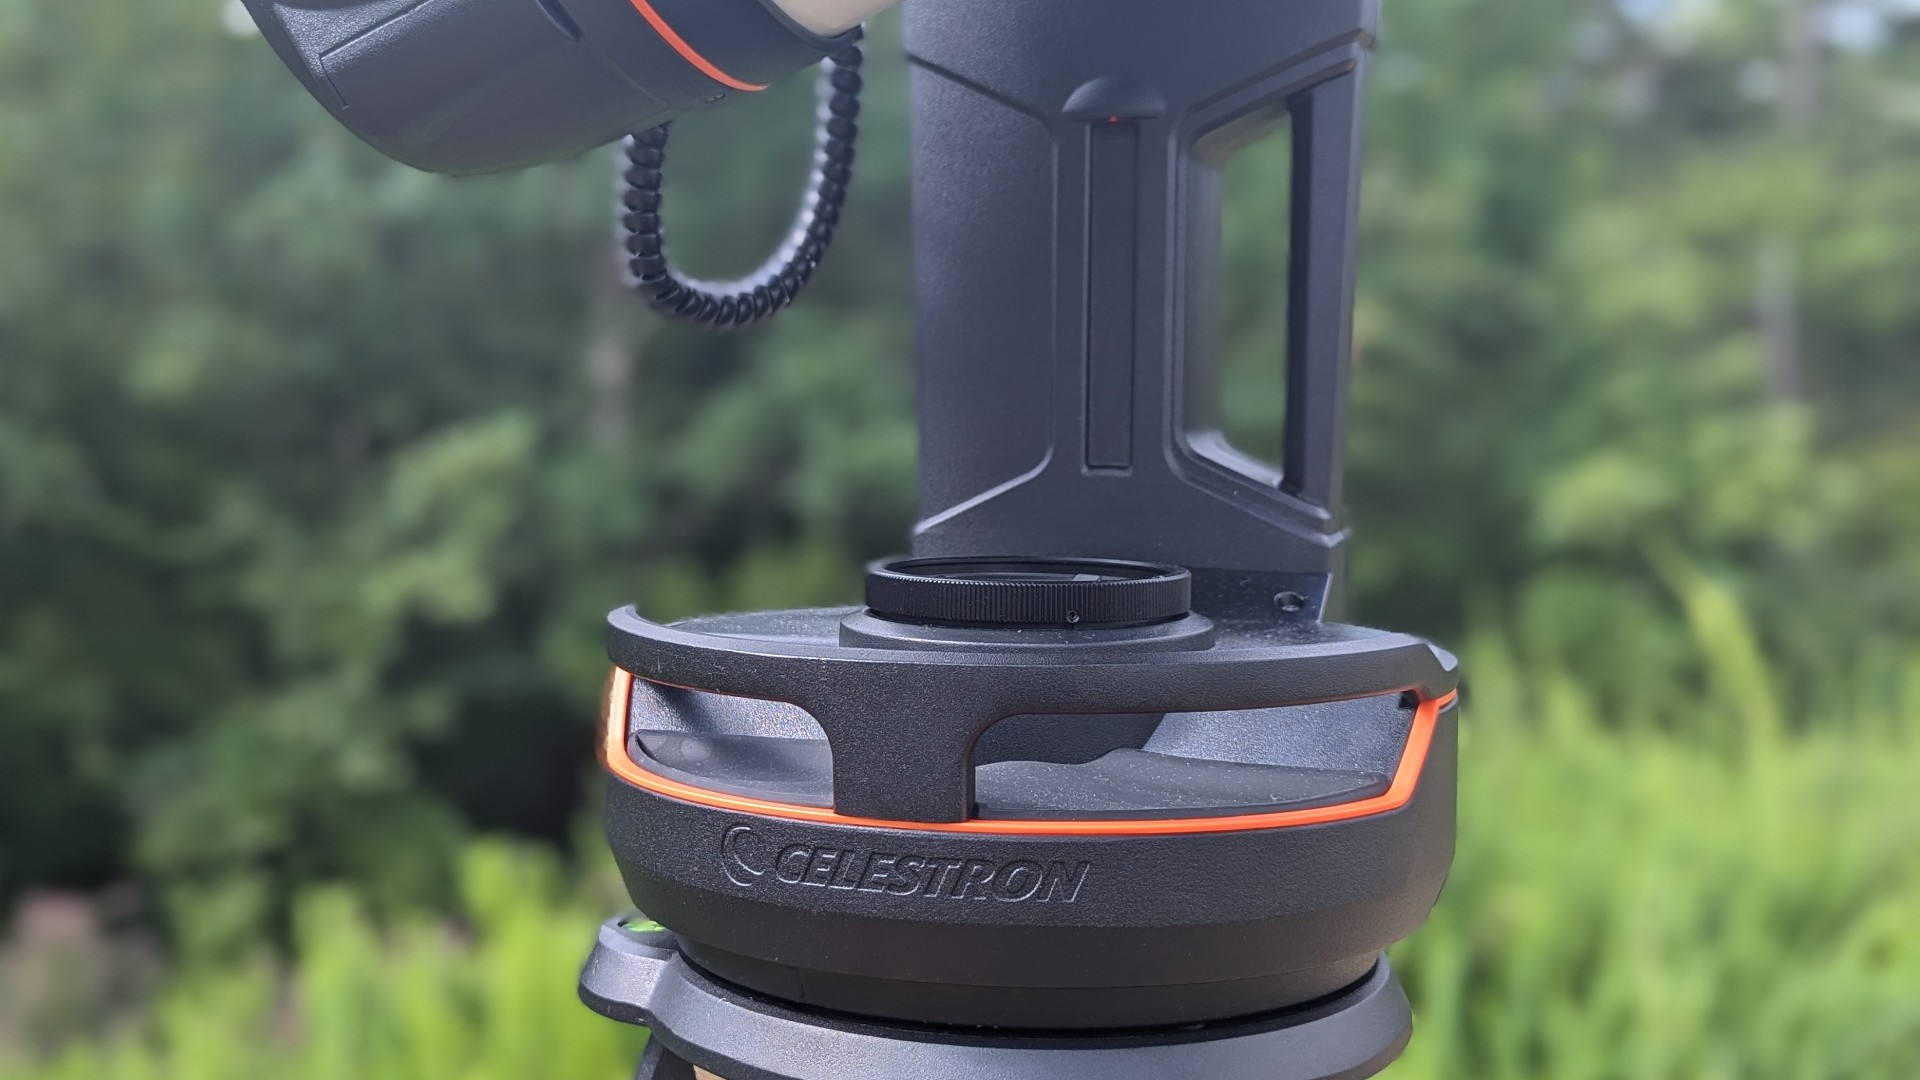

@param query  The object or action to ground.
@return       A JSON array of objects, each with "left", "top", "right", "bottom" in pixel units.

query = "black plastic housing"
[
  {"left": 573, "top": 0, "right": 1455, "bottom": 1069},
  {"left": 239, "top": 0, "right": 850, "bottom": 174},
  {"left": 580, "top": 921, "right": 1418, "bottom": 1080},
  {"left": 908, "top": 0, "right": 1376, "bottom": 592},
  {"left": 605, "top": 741, "right": 1454, "bottom": 1029},
  {"left": 601, "top": 595, "right": 1458, "bottom": 1030}
]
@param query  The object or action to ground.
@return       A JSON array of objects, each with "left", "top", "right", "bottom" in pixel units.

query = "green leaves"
[
  {"left": 1344, "top": 0, "right": 1920, "bottom": 717},
  {"left": 0, "top": 844, "right": 647, "bottom": 1080},
  {"left": 1386, "top": 622, "right": 1920, "bottom": 1080},
  {"left": 0, "top": 4, "right": 917, "bottom": 924},
  {"left": 242, "top": 412, "right": 540, "bottom": 665}
]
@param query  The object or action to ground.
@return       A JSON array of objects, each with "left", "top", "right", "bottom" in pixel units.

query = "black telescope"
[
  {"left": 238, "top": 0, "right": 881, "bottom": 173},
  {"left": 239, "top": 1, "right": 1460, "bottom": 1077}
]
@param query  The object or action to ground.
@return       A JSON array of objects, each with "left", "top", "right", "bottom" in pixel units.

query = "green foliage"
[
  {"left": 0, "top": 843, "right": 645, "bottom": 1080},
  {"left": 0, "top": 1, "right": 913, "bottom": 931},
  {"left": 1341, "top": 0, "right": 1920, "bottom": 686},
  {"left": 1386, "top": 615, "right": 1920, "bottom": 1079}
]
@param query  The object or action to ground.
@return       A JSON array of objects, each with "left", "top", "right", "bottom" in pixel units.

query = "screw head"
[{"left": 1274, "top": 591, "right": 1308, "bottom": 614}]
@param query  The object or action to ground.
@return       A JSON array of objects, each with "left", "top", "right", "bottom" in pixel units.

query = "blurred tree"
[{"left": 1319, "top": 0, "right": 1920, "bottom": 722}]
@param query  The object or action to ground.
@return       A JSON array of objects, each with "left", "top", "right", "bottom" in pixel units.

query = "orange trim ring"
[
  {"left": 602, "top": 667, "right": 1457, "bottom": 836},
  {"left": 624, "top": 0, "right": 768, "bottom": 92}
]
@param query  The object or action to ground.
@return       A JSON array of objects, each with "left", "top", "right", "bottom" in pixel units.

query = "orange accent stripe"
[
  {"left": 601, "top": 667, "right": 1456, "bottom": 836},
  {"left": 624, "top": 0, "right": 768, "bottom": 92}
]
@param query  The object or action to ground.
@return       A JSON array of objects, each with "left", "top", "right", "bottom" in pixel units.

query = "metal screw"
[
  {"left": 1065, "top": 610, "right": 1082, "bottom": 625},
  {"left": 1273, "top": 591, "right": 1307, "bottom": 614}
]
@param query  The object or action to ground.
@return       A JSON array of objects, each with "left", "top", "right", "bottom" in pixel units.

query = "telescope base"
[{"left": 580, "top": 918, "right": 1412, "bottom": 1080}]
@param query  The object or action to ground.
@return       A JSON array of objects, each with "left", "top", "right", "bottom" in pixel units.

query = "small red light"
[{"left": 1107, "top": 115, "right": 1122, "bottom": 125}]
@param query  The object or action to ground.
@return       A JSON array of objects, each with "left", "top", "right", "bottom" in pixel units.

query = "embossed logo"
[
  {"left": 721, "top": 824, "right": 771, "bottom": 886},
  {"left": 720, "top": 825, "right": 1089, "bottom": 903}
]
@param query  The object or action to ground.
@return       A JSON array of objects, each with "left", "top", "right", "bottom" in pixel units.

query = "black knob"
[{"left": 864, "top": 557, "right": 1190, "bottom": 629}]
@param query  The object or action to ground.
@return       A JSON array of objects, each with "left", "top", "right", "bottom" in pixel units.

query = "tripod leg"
[{"left": 634, "top": 1038, "right": 699, "bottom": 1080}]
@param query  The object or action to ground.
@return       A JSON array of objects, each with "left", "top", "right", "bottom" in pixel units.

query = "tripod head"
[{"left": 238, "top": 1, "right": 1460, "bottom": 1076}]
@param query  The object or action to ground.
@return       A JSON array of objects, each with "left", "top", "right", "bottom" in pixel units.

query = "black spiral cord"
[{"left": 618, "top": 39, "right": 863, "bottom": 330}]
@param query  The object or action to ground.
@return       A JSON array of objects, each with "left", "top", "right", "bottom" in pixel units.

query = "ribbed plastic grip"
[{"left": 863, "top": 557, "right": 1190, "bottom": 628}]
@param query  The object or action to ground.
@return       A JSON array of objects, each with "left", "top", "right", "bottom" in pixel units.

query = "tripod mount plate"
[
  {"left": 863, "top": 556, "right": 1193, "bottom": 629},
  {"left": 580, "top": 919, "right": 1414, "bottom": 1080},
  {"left": 598, "top": 583, "right": 1458, "bottom": 1030}
]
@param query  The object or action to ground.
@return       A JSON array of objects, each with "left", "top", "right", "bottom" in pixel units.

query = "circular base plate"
[{"left": 580, "top": 919, "right": 1413, "bottom": 1080}]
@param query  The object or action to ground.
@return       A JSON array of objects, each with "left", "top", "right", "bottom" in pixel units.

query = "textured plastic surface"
[
  {"left": 626, "top": 618, "right": 1420, "bottom": 818},
  {"left": 240, "top": 0, "right": 850, "bottom": 173},
  {"left": 588, "top": 0, "right": 1449, "bottom": 1063},
  {"left": 604, "top": 702, "right": 1451, "bottom": 1027},
  {"left": 601, "top": 594, "right": 1457, "bottom": 1028},
  {"left": 608, "top": 605, "right": 1455, "bottom": 822},
  {"left": 865, "top": 557, "right": 1191, "bottom": 628},
  {"left": 907, "top": 0, "right": 1378, "bottom": 590},
  {"left": 581, "top": 921, "right": 1413, "bottom": 1080}
]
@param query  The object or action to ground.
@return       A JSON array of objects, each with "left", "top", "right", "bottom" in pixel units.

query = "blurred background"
[{"left": 2, "top": 0, "right": 1919, "bottom": 1076}]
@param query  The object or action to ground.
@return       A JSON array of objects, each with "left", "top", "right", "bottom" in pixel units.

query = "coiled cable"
[{"left": 617, "top": 38, "right": 863, "bottom": 330}]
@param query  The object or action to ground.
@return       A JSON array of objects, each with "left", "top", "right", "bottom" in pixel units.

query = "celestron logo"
[{"left": 721, "top": 825, "right": 1090, "bottom": 903}]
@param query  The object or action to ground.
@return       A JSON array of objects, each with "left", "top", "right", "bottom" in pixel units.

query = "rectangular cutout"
[{"left": 1085, "top": 122, "right": 1139, "bottom": 471}]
